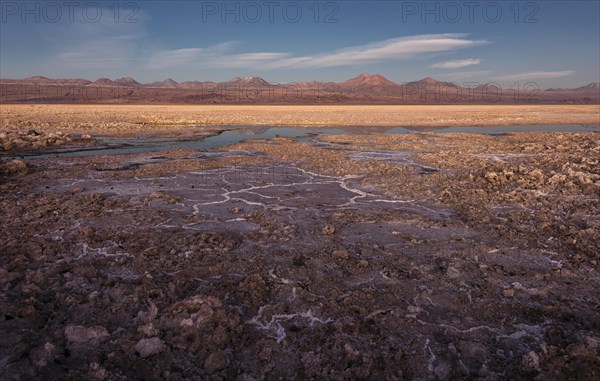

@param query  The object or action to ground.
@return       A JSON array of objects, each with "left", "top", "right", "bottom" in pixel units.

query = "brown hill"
[
  {"left": 146, "top": 78, "right": 179, "bottom": 88},
  {"left": 575, "top": 83, "right": 600, "bottom": 92},
  {"left": 340, "top": 73, "right": 398, "bottom": 88},
  {"left": 21, "top": 76, "right": 91, "bottom": 86},
  {"left": 338, "top": 73, "right": 402, "bottom": 99},
  {"left": 546, "top": 83, "right": 599, "bottom": 92},
  {"left": 227, "top": 76, "right": 272, "bottom": 87},
  {"left": 405, "top": 77, "right": 457, "bottom": 89},
  {"left": 178, "top": 81, "right": 211, "bottom": 89},
  {"left": 115, "top": 77, "right": 141, "bottom": 86},
  {"left": 90, "top": 78, "right": 118, "bottom": 87}
]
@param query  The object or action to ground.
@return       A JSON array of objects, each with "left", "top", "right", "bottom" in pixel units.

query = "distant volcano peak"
[
  {"left": 115, "top": 76, "right": 141, "bottom": 85},
  {"left": 342, "top": 73, "right": 397, "bottom": 88}
]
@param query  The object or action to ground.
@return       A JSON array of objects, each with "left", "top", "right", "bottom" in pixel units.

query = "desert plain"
[{"left": 1, "top": 104, "right": 599, "bottom": 380}]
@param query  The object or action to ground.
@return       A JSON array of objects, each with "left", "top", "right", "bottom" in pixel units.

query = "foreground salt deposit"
[{"left": 1, "top": 119, "right": 599, "bottom": 379}]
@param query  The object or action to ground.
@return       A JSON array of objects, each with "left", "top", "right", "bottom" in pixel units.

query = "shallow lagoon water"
[
  {"left": 385, "top": 124, "right": 600, "bottom": 134},
  {"left": 11, "top": 124, "right": 600, "bottom": 159}
]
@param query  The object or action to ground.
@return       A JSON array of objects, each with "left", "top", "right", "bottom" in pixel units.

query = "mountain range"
[{"left": 1, "top": 74, "right": 598, "bottom": 104}]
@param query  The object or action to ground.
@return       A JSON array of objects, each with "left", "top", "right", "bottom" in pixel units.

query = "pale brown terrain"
[{"left": 1, "top": 104, "right": 599, "bottom": 137}]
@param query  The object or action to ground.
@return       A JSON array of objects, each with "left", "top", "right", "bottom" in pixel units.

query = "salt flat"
[{"left": 1, "top": 104, "right": 598, "bottom": 136}]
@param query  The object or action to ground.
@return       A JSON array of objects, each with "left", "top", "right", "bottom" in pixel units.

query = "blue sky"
[{"left": 1, "top": 0, "right": 599, "bottom": 88}]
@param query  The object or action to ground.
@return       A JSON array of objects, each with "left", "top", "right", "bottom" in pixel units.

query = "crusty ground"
[{"left": 1, "top": 127, "right": 599, "bottom": 380}]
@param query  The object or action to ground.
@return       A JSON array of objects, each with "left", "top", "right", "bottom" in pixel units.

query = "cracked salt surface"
[
  {"left": 247, "top": 306, "right": 333, "bottom": 344},
  {"left": 47, "top": 162, "right": 453, "bottom": 235}
]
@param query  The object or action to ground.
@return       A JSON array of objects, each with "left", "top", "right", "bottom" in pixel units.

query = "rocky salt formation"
[
  {"left": 1, "top": 159, "right": 28, "bottom": 175},
  {"left": 0, "top": 129, "right": 93, "bottom": 152}
]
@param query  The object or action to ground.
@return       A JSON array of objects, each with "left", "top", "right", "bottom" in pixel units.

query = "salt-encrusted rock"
[
  {"left": 204, "top": 350, "right": 229, "bottom": 374},
  {"left": 64, "top": 325, "right": 109, "bottom": 345},
  {"left": 332, "top": 249, "right": 349, "bottom": 260},
  {"left": 134, "top": 337, "right": 166, "bottom": 358},
  {"left": 3, "top": 160, "right": 28, "bottom": 175},
  {"left": 30, "top": 342, "right": 57, "bottom": 367}
]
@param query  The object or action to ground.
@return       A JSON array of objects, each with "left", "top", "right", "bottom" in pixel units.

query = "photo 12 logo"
[
  {"left": 200, "top": 1, "right": 339, "bottom": 23},
  {"left": 400, "top": 1, "right": 539, "bottom": 23},
  {"left": 1, "top": 1, "right": 139, "bottom": 23}
]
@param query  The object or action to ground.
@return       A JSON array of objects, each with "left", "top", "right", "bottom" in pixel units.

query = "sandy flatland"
[{"left": 1, "top": 104, "right": 598, "bottom": 135}]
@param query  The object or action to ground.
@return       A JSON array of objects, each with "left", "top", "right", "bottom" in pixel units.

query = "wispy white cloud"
[
  {"left": 267, "top": 34, "right": 488, "bottom": 68},
  {"left": 145, "top": 34, "right": 489, "bottom": 70},
  {"left": 496, "top": 71, "right": 575, "bottom": 81},
  {"left": 430, "top": 58, "right": 481, "bottom": 69},
  {"left": 434, "top": 70, "right": 492, "bottom": 80},
  {"left": 145, "top": 42, "right": 238, "bottom": 69}
]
